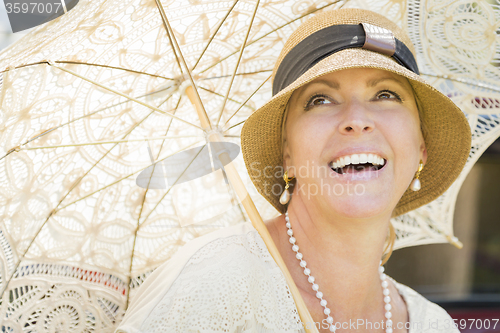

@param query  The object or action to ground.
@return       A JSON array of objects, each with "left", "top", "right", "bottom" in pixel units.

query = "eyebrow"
[
  {"left": 367, "top": 76, "right": 410, "bottom": 92},
  {"left": 295, "top": 79, "right": 340, "bottom": 101},
  {"left": 295, "top": 75, "right": 412, "bottom": 101}
]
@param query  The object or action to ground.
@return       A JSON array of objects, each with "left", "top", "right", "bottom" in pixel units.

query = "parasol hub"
[
  {"left": 178, "top": 78, "right": 192, "bottom": 95},
  {"left": 204, "top": 126, "right": 226, "bottom": 145}
]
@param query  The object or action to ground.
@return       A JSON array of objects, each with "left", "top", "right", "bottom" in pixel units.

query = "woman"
[{"left": 116, "top": 8, "right": 470, "bottom": 333}]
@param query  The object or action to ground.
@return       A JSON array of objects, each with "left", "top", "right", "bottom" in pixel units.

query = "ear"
[
  {"left": 420, "top": 141, "right": 428, "bottom": 165},
  {"left": 282, "top": 137, "right": 294, "bottom": 178}
]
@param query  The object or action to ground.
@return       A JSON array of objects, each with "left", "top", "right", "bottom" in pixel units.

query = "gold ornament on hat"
[
  {"left": 279, "top": 171, "right": 294, "bottom": 205},
  {"left": 410, "top": 160, "right": 424, "bottom": 191}
]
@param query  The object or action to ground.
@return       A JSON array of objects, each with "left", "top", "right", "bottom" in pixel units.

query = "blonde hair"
[{"left": 382, "top": 223, "right": 396, "bottom": 265}]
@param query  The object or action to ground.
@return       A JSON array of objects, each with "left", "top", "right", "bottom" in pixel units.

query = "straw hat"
[{"left": 241, "top": 8, "right": 471, "bottom": 217}]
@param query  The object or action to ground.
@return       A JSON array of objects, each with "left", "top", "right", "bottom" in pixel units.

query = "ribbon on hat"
[{"left": 273, "top": 23, "right": 419, "bottom": 96}]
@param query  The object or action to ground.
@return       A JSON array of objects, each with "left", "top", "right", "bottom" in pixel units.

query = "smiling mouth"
[{"left": 329, "top": 154, "right": 387, "bottom": 175}]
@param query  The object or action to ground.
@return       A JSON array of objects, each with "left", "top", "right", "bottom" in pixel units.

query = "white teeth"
[{"left": 332, "top": 153, "right": 385, "bottom": 169}]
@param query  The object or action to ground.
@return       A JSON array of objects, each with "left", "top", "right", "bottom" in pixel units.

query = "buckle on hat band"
[
  {"left": 273, "top": 24, "right": 419, "bottom": 96},
  {"left": 361, "top": 23, "right": 396, "bottom": 56}
]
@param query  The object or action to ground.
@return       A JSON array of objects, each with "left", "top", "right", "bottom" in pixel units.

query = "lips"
[{"left": 330, "top": 153, "right": 387, "bottom": 174}]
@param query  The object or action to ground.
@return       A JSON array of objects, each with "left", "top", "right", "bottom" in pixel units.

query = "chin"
[{"left": 325, "top": 194, "right": 393, "bottom": 219}]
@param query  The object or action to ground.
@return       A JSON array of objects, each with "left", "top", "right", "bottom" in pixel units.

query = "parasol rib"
[
  {"left": 127, "top": 94, "right": 184, "bottom": 307},
  {"left": 200, "top": 69, "right": 272, "bottom": 80},
  {"left": 126, "top": 144, "right": 208, "bottom": 308},
  {"left": 215, "top": 0, "right": 261, "bottom": 126},
  {"left": 224, "top": 119, "right": 245, "bottom": 131},
  {"left": 184, "top": 81, "right": 319, "bottom": 333},
  {"left": 155, "top": 95, "right": 184, "bottom": 160},
  {"left": 57, "top": 141, "right": 202, "bottom": 212},
  {"left": 154, "top": 0, "right": 211, "bottom": 129},
  {"left": 0, "top": 95, "right": 180, "bottom": 300},
  {"left": 19, "top": 135, "right": 203, "bottom": 150},
  {"left": 156, "top": 4, "right": 184, "bottom": 77},
  {"left": 224, "top": 73, "right": 271, "bottom": 126},
  {"left": 0, "top": 60, "right": 174, "bottom": 81},
  {"left": 197, "top": 1, "right": 342, "bottom": 76},
  {"left": 421, "top": 72, "right": 500, "bottom": 93},
  {"left": 191, "top": 0, "right": 240, "bottom": 71},
  {"left": 198, "top": 85, "right": 255, "bottom": 111},
  {"left": 11, "top": 87, "right": 176, "bottom": 154},
  {"left": 55, "top": 60, "right": 175, "bottom": 80},
  {"left": 48, "top": 61, "right": 203, "bottom": 130}
]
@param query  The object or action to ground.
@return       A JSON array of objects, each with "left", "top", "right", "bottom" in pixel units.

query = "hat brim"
[{"left": 241, "top": 48, "right": 471, "bottom": 217}]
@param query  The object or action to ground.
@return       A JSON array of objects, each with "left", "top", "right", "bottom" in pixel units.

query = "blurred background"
[
  {"left": 1, "top": 1, "right": 499, "bottom": 332},
  {"left": 387, "top": 140, "right": 500, "bottom": 333}
]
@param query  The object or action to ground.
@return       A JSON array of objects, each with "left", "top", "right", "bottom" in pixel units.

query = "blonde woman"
[{"left": 117, "top": 8, "right": 470, "bottom": 333}]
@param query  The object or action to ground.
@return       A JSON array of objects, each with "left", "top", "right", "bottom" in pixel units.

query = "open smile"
[{"left": 329, "top": 153, "right": 387, "bottom": 175}]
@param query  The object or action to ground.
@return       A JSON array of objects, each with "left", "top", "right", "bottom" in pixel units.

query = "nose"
[{"left": 338, "top": 100, "right": 375, "bottom": 135}]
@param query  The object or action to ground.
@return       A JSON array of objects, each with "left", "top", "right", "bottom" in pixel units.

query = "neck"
[{"left": 274, "top": 192, "right": 393, "bottom": 321}]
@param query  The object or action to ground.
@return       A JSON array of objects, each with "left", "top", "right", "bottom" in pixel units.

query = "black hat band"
[{"left": 273, "top": 23, "right": 419, "bottom": 96}]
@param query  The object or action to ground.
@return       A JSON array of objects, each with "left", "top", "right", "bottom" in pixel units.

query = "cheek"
[
  {"left": 286, "top": 114, "right": 328, "bottom": 163},
  {"left": 382, "top": 113, "right": 423, "bottom": 174},
  {"left": 381, "top": 106, "right": 421, "bottom": 143}
]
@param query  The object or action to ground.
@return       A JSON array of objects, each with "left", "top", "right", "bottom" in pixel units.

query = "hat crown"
[{"left": 272, "top": 8, "right": 417, "bottom": 82}]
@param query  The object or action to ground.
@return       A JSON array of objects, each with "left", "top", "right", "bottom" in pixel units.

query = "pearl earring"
[
  {"left": 279, "top": 171, "right": 294, "bottom": 205},
  {"left": 410, "top": 160, "right": 424, "bottom": 191}
]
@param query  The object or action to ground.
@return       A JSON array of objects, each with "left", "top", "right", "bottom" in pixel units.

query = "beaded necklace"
[{"left": 285, "top": 211, "right": 393, "bottom": 333}]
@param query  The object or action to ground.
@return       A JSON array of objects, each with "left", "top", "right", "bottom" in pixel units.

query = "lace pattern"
[
  {"left": 390, "top": 278, "right": 461, "bottom": 333},
  {"left": 1, "top": 0, "right": 499, "bottom": 331},
  {"left": 140, "top": 230, "right": 303, "bottom": 332},
  {"left": 118, "top": 223, "right": 461, "bottom": 333}
]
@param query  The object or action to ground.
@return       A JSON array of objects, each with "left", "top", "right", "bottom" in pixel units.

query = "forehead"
[{"left": 291, "top": 68, "right": 413, "bottom": 99}]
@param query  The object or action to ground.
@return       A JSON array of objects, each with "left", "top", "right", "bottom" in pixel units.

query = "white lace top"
[{"left": 116, "top": 222, "right": 460, "bottom": 333}]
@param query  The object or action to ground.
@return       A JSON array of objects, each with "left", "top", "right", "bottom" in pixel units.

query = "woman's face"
[{"left": 283, "top": 68, "right": 427, "bottom": 218}]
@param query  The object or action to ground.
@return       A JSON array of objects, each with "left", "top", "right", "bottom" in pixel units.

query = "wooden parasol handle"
[{"left": 185, "top": 86, "right": 319, "bottom": 333}]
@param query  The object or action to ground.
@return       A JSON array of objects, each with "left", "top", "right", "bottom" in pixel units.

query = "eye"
[
  {"left": 375, "top": 90, "right": 402, "bottom": 102},
  {"left": 305, "top": 94, "right": 333, "bottom": 110}
]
